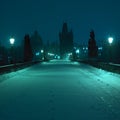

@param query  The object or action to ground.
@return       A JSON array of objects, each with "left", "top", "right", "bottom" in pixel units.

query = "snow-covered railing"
[
  {"left": 0, "top": 60, "right": 42, "bottom": 74},
  {"left": 77, "top": 59, "right": 120, "bottom": 74}
]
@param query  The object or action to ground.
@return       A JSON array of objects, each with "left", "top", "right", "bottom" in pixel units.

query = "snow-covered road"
[{"left": 0, "top": 60, "right": 120, "bottom": 120}]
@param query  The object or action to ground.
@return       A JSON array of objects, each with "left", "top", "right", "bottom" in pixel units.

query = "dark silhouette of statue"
[
  {"left": 88, "top": 30, "right": 98, "bottom": 57},
  {"left": 59, "top": 22, "right": 74, "bottom": 58},
  {"left": 24, "top": 34, "right": 33, "bottom": 62},
  {"left": 0, "top": 46, "right": 8, "bottom": 65}
]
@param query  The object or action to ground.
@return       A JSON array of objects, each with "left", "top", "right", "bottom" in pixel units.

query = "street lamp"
[
  {"left": 108, "top": 37, "right": 113, "bottom": 45},
  {"left": 76, "top": 49, "right": 80, "bottom": 54},
  {"left": 9, "top": 37, "right": 15, "bottom": 63},
  {"left": 10, "top": 38, "right": 15, "bottom": 45},
  {"left": 108, "top": 37, "right": 113, "bottom": 62},
  {"left": 41, "top": 49, "right": 44, "bottom": 53},
  {"left": 40, "top": 49, "right": 44, "bottom": 60}
]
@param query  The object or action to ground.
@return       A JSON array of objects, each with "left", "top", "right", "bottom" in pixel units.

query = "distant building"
[
  {"left": 31, "top": 31, "right": 43, "bottom": 60},
  {"left": 59, "top": 22, "right": 74, "bottom": 58}
]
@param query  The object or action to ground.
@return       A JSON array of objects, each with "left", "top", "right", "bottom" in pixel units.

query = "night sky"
[{"left": 0, "top": 0, "right": 120, "bottom": 46}]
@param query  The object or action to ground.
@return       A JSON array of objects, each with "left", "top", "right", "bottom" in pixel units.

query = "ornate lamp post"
[
  {"left": 108, "top": 37, "right": 113, "bottom": 62},
  {"left": 9, "top": 37, "right": 15, "bottom": 63}
]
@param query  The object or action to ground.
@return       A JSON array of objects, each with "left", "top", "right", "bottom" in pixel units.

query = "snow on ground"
[{"left": 0, "top": 60, "right": 120, "bottom": 120}]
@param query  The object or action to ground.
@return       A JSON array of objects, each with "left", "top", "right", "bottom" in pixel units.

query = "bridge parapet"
[
  {"left": 77, "top": 59, "right": 120, "bottom": 74},
  {"left": 0, "top": 60, "right": 42, "bottom": 74}
]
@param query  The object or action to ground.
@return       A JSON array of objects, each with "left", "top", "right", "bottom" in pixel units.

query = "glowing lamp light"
[
  {"left": 35, "top": 52, "right": 40, "bottom": 56},
  {"left": 48, "top": 53, "right": 54, "bottom": 56},
  {"left": 68, "top": 53, "right": 72, "bottom": 56},
  {"left": 76, "top": 49, "right": 80, "bottom": 54},
  {"left": 41, "top": 50, "right": 44, "bottom": 53},
  {"left": 57, "top": 56, "right": 60, "bottom": 59},
  {"left": 108, "top": 37, "right": 113, "bottom": 44},
  {"left": 10, "top": 38, "right": 15, "bottom": 45}
]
